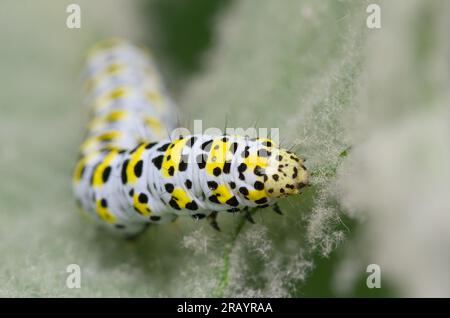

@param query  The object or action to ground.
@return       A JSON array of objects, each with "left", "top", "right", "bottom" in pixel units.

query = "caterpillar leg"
[
  {"left": 272, "top": 203, "right": 283, "bottom": 215},
  {"left": 124, "top": 223, "right": 151, "bottom": 241},
  {"left": 191, "top": 213, "right": 207, "bottom": 220},
  {"left": 207, "top": 211, "right": 221, "bottom": 232},
  {"left": 243, "top": 209, "right": 256, "bottom": 224}
]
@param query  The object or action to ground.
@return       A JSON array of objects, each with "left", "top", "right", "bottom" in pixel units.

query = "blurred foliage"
[{"left": 140, "top": 0, "right": 231, "bottom": 93}]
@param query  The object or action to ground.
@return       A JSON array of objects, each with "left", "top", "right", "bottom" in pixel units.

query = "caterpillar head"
[{"left": 263, "top": 148, "right": 308, "bottom": 198}]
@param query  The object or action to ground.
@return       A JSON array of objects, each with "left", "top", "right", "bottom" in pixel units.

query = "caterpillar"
[{"left": 72, "top": 39, "right": 309, "bottom": 237}]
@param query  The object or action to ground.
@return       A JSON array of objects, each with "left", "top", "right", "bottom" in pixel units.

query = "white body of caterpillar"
[{"left": 73, "top": 39, "right": 308, "bottom": 237}]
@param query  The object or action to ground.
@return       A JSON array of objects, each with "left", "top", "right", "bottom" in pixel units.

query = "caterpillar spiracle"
[{"left": 72, "top": 39, "right": 309, "bottom": 237}]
